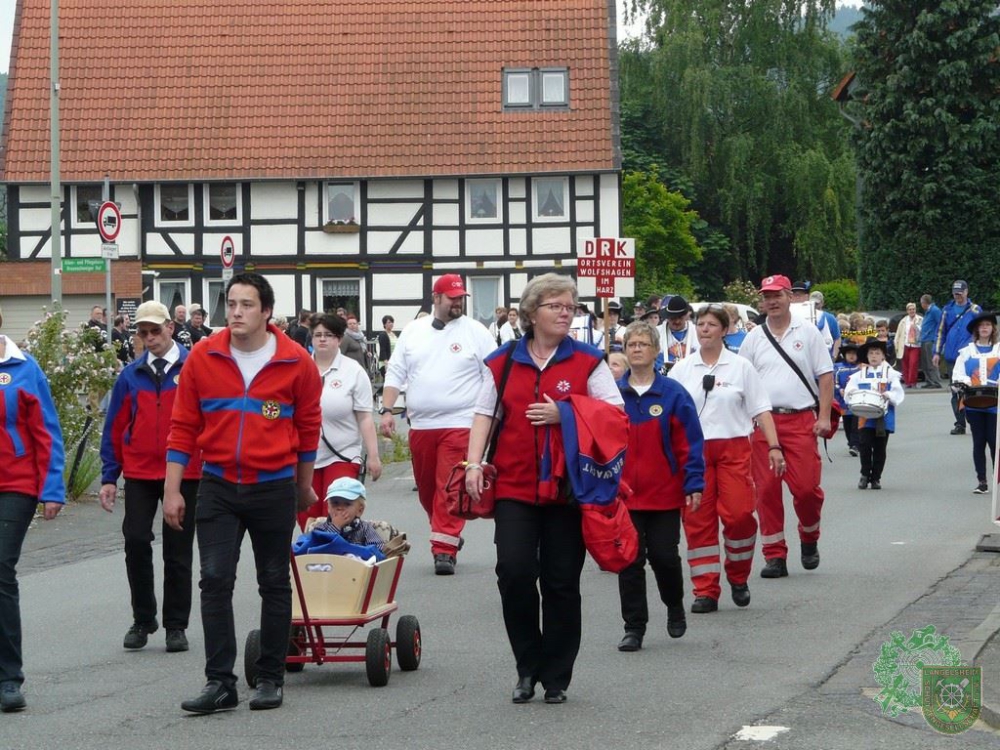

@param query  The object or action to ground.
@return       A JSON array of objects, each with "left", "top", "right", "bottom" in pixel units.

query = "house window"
[
  {"left": 320, "top": 278, "right": 362, "bottom": 320},
  {"left": 206, "top": 280, "right": 228, "bottom": 328},
  {"left": 324, "top": 183, "right": 358, "bottom": 225},
  {"left": 467, "top": 179, "right": 501, "bottom": 222},
  {"left": 156, "top": 184, "right": 194, "bottom": 226},
  {"left": 503, "top": 68, "right": 569, "bottom": 110},
  {"left": 205, "top": 183, "right": 241, "bottom": 225},
  {"left": 469, "top": 277, "right": 501, "bottom": 328},
  {"left": 73, "top": 185, "right": 103, "bottom": 226},
  {"left": 156, "top": 280, "right": 190, "bottom": 318},
  {"left": 533, "top": 177, "right": 568, "bottom": 220}
]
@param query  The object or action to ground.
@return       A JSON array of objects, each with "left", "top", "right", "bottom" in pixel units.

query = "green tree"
[
  {"left": 622, "top": 0, "right": 855, "bottom": 288},
  {"left": 622, "top": 170, "right": 702, "bottom": 301},
  {"left": 849, "top": 0, "right": 1000, "bottom": 307}
]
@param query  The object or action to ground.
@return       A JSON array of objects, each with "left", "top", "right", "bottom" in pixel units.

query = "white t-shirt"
[
  {"left": 230, "top": 334, "right": 277, "bottom": 388},
  {"left": 658, "top": 321, "right": 700, "bottom": 363},
  {"left": 315, "top": 352, "right": 374, "bottom": 468},
  {"left": 669, "top": 348, "right": 772, "bottom": 439},
  {"left": 738, "top": 317, "right": 833, "bottom": 410},
  {"left": 499, "top": 321, "right": 522, "bottom": 344},
  {"left": 384, "top": 315, "right": 497, "bottom": 429}
]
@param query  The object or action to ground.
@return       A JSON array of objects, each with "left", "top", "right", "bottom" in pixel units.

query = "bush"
[
  {"left": 813, "top": 279, "right": 860, "bottom": 314},
  {"left": 21, "top": 307, "right": 119, "bottom": 499},
  {"left": 721, "top": 280, "right": 762, "bottom": 306}
]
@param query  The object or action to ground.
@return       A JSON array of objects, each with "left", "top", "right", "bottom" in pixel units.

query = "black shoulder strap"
[
  {"left": 485, "top": 341, "right": 518, "bottom": 463},
  {"left": 761, "top": 323, "right": 820, "bottom": 409}
]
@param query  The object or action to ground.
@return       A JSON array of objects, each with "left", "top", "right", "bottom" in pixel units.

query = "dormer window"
[{"left": 503, "top": 68, "right": 569, "bottom": 110}]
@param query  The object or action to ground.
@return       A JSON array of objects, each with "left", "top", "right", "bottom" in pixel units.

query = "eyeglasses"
[
  {"left": 625, "top": 341, "right": 653, "bottom": 350},
  {"left": 537, "top": 303, "right": 576, "bottom": 314},
  {"left": 137, "top": 327, "right": 163, "bottom": 338}
]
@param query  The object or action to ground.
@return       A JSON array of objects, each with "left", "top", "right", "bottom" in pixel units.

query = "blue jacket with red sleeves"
[
  {"left": 0, "top": 340, "right": 66, "bottom": 504},
  {"left": 617, "top": 372, "right": 705, "bottom": 510},
  {"left": 101, "top": 345, "right": 201, "bottom": 483}
]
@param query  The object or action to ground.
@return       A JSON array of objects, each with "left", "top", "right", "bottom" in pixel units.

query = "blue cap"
[{"left": 325, "top": 477, "right": 366, "bottom": 503}]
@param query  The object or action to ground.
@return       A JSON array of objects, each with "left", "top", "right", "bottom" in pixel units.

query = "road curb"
[{"left": 970, "top": 535, "right": 1000, "bottom": 729}]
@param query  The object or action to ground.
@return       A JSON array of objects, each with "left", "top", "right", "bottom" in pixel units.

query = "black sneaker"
[
  {"left": 974, "top": 482, "right": 989, "bottom": 495},
  {"left": 858, "top": 476, "right": 869, "bottom": 490},
  {"left": 165, "top": 629, "right": 189, "bottom": 653},
  {"left": 801, "top": 543, "right": 820, "bottom": 570},
  {"left": 731, "top": 583, "right": 751, "bottom": 607},
  {"left": 667, "top": 606, "right": 687, "bottom": 637},
  {"left": 123, "top": 620, "right": 159, "bottom": 650},
  {"left": 848, "top": 447, "right": 859, "bottom": 457},
  {"left": 760, "top": 558, "right": 788, "bottom": 578},
  {"left": 950, "top": 426, "right": 966, "bottom": 435},
  {"left": 870, "top": 480, "right": 882, "bottom": 490},
  {"left": 690, "top": 596, "right": 718, "bottom": 613},
  {"left": 617, "top": 631, "right": 643, "bottom": 652},
  {"left": 434, "top": 554, "right": 456, "bottom": 575},
  {"left": 0, "top": 681, "right": 26, "bottom": 713},
  {"left": 181, "top": 680, "right": 238, "bottom": 714},
  {"left": 249, "top": 680, "right": 283, "bottom": 711}
]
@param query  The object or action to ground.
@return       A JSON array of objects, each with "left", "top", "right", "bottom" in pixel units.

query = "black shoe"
[
  {"left": 760, "top": 558, "right": 788, "bottom": 579},
  {"left": 974, "top": 482, "right": 989, "bottom": 494},
  {"left": 165, "top": 629, "right": 189, "bottom": 653},
  {"left": 667, "top": 606, "right": 687, "bottom": 638},
  {"left": 0, "top": 682, "right": 26, "bottom": 713},
  {"left": 543, "top": 689, "right": 567, "bottom": 704},
  {"left": 618, "top": 631, "right": 643, "bottom": 651},
  {"left": 858, "top": 476, "right": 869, "bottom": 490},
  {"left": 181, "top": 680, "right": 238, "bottom": 714},
  {"left": 249, "top": 680, "right": 283, "bottom": 710},
  {"left": 870, "top": 480, "right": 882, "bottom": 490},
  {"left": 457, "top": 536, "right": 465, "bottom": 551},
  {"left": 512, "top": 676, "right": 536, "bottom": 703},
  {"left": 691, "top": 596, "right": 718, "bottom": 613},
  {"left": 731, "top": 583, "right": 751, "bottom": 607},
  {"left": 433, "top": 554, "right": 456, "bottom": 575},
  {"left": 848, "top": 447, "right": 859, "bottom": 457},
  {"left": 123, "top": 619, "right": 159, "bottom": 650},
  {"left": 801, "top": 543, "right": 820, "bottom": 570},
  {"left": 950, "top": 426, "right": 966, "bottom": 435}
]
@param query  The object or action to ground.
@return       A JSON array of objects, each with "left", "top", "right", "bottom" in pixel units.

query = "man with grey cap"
[
  {"left": 657, "top": 295, "right": 699, "bottom": 370},
  {"left": 99, "top": 301, "right": 201, "bottom": 653},
  {"left": 934, "top": 280, "right": 981, "bottom": 435}
]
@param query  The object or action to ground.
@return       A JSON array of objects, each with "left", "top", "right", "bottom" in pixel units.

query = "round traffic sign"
[
  {"left": 220, "top": 236, "right": 236, "bottom": 268},
  {"left": 96, "top": 201, "right": 122, "bottom": 243}
]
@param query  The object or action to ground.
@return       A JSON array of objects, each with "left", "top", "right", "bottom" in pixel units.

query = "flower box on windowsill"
[{"left": 322, "top": 221, "right": 360, "bottom": 234}]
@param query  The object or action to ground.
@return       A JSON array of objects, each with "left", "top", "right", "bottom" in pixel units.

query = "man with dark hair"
[
  {"left": 165, "top": 272, "right": 321, "bottom": 713},
  {"left": 111, "top": 314, "right": 134, "bottom": 364},
  {"left": 288, "top": 309, "right": 312, "bottom": 350}
]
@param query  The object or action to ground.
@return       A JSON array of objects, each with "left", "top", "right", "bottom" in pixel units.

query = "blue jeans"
[
  {"left": 0, "top": 493, "right": 38, "bottom": 685},
  {"left": 195, "top": 477, "right": 296, "bottom": 688}
]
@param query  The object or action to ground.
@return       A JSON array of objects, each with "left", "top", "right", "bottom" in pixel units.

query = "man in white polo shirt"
[
  {"left": 739, "top": 275, "right": 833, "bottom": 579},
  {"left": 379, "top": 274, "right": 497, "bottom": 575}
]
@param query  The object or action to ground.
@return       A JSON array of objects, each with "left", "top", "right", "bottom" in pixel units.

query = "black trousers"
[
  {"left": 618, "top": 509, "right": 683, "bottom": 635},
  {"left": 494, "top": 500, "right": 585, "bottom": 692},
  {"left": 123, "top": 478, "right": 199, "bottom": 629},
  {"left": 196, "top": 476, "right": 297, "bottom": 688},
  {"left": 842, "top": 415, "right": 859, "bottom": 450},
  {"left": 858, "top": 429, "right": 889, "bottom": 482},
  {"left": 967, "top": 410, "right": 997, "bottom": 482}
]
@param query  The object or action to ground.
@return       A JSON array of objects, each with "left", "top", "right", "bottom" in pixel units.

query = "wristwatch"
[{"left": 378, "top": 407, "right": 391, "bottom": 415}]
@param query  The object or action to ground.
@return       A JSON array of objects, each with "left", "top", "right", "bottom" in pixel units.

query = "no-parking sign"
[
  {"left": 221, "top": 236, "right": 236, "bottom": 281},
  {"left": 96, "top": 201, "right": 122, "bottom": 243}
]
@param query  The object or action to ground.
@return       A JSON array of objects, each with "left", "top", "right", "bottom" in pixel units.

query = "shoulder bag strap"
[
  {"left": 484, "top": 341, "right": 518, "bottom": 464},
  {"left": 761, "top": 323, "right": 820, "bottom": 409}
]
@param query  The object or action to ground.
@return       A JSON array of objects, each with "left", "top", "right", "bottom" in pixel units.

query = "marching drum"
[
  {"left": 963, "top": 385, "right": 999, "bottom": 410},
  {"left": 847, "top": 390, "right": 886, "bottom": 419}
]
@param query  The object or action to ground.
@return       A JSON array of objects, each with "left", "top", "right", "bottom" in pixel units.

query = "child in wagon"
[{"left": 292, "top": 478, "right": 399, "bottom": 562}]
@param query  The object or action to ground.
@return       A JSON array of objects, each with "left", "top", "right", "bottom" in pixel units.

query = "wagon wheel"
[
  {"left": 365, "top": 628, "right": 392, "bottom": 687},
  {"left": 395, "top": 615, "right": 421, "bottom": 671},
  {"left": 244, "top": 629, "right": 261, "bottom": 688}
]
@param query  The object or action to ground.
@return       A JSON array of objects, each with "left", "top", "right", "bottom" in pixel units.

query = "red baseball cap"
[
  {"left": 759, "top": 274, "right": 792, "bottom": 292},
  {"left": 432, "top": 274, "right": 469, "bottom": 298}
]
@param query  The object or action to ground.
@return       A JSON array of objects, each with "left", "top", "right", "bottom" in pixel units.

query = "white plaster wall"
[
  {"left": 508, "top": 178, "right": 526, "bottom": 199},
  {"left": 509, "top": 201, "right": 526, "bottom": 225},
  {"left": 146, "top": 233, "right": 195, "bottom": 256},
  {"left": 599, "top": 173, "right": 621, "bottom": 236},
  {"left": 21, "top": 208, "right": 54, "bottom": 231},
  {"left": 251, "top": 182, "right": 298, "bottom": 221},
  {"left": 374, "top": 273, "right": 424, "bottom": 300},
  {"left": 575, "top": 175, "right": 595, "bottom": 197},
  {"left": 304, "top": 182, "right": 320, "bottom": 226},
  {"left": 433, "top": 203, "right": 459, "bottom": 226},
  {"left": 305, "top": 231, "right": 360, "bottom": 255},
  {"left": 509, "top": 273, "right": 529, "bottom": 301},
  {"left": 203, "top": 232, "right": 243, "bottom": 262},
  {"left": 434, "top": 180, "right": 459, "bottom": 200},
  {"left": 19, "top": 186, "right": 49, "bottom": 203},
  {"left": 368, "top": 202, "right": 423, "bottom": 226},
  {"left": 430, "top": 231, "right": 460, "bottom": 257},
  {"left": 368, "top": 231, "right": 423, "bottom": 255},
  {"left": 533, "top": 226, "right": 572, "bottom": 256},
  {"left": 576, "top": 199, "right": 594, "bottom": 224},
  {"left": 262, "top": 274, "right": 297, "bottom": 316},
  {"left": 466, "top": 229, "right": 504, "bottom": 256},
  {"left": 368, "top": 180, "right": 423, "bottom": 200},
  {"left": 509, "top": 228, "right": 527, "bottom": 256},
  {"left": 249, "top": 225, "right": 296, "bottom": 256}
]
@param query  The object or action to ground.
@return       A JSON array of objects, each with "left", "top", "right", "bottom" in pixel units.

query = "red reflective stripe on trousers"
[
  {"left": 752, "top": 411, "right": 824, "bottom": 560},
  {"left": 683, "top": 436, "right": 757, "bottom": 598},
  {"left": 409, "top": 427, "right": 468, "bottom": 555}
]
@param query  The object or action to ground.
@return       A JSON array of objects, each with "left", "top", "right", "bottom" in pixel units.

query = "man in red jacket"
[
  {"left": 100, "top": 301, "right": 201, "bottom": 654},
  {"left": 164, "top": 273, "right": 321, "bottom": 714}
]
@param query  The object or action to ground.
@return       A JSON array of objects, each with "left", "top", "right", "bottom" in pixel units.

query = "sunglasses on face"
[{"left": 137, "top": 327, "right": 163, "bottom": 338}]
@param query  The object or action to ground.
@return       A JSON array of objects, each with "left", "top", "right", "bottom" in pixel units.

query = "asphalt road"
[{"left": 6, "top": 389, "right": 1000, "bottom": 750}]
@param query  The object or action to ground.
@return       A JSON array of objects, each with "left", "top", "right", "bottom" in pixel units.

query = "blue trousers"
[
  {"left": 967, "top": 410, "right": 997, "bottom": 483},
  {"left": 0, "top": 493, "right": 38, "bottom": 685}
]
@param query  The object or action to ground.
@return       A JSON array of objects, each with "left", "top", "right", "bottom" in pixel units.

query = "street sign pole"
[
  {"left": 103, "top": 176, "right": 113, "bottom": 343},
  {"left": 49, "top": 0, "right": 61, "bottom": 306}
]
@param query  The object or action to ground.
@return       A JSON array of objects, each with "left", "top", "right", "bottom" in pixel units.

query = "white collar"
[
  {"left": 317, "top": 350, "right": 345, "bottom": 378},
  {"left": 0, "top": 336, "right": 27, "bottom": 363}
]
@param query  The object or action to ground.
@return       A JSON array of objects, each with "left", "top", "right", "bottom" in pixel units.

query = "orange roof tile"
[{"left": 1, "top": 0, "right": 620, "bottom": 183}]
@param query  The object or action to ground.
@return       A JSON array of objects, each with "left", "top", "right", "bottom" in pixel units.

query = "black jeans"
[
  {"left": 858, "top": 429, "right": 889, "bottom": 482},
  {"left": 123, "top": 478, "right": 199, "bottom": 629},
  {"left": 618, "top": 509, "right": 683, "bottom": 635},
  {"left": 842, "top": 415, "right": 859, "bottom": 450},
  {"left": 196, "top": 476, "right": 296, "bottom": 688},
  {"left": 967, "top": 410, "right": 997, "bottom": 482},
  {"left": 494, "top": 500, "right": 585, "bottom": 692},
  {"left": 0, "top": 493, "right": 36, "bottom": 685}
]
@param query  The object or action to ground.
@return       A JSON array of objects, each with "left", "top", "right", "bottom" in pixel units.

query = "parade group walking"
[{"left": 1, "top": 270, "right": 996, "bottom": 714}]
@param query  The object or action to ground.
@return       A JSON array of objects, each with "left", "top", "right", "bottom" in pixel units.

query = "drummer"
[
  {"left": 952, "top": 311, "right": 1000, "bottom": 494},
  {"left": 844, "top": 338, "right": 905, "bottom": 490},
  {"left": 834, "top": 341, "right": 862, "bottom": 457}
]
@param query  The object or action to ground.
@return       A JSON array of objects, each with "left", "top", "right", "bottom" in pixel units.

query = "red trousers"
[
  {"left": 297, "top": 461, "right": 361, "bottom": 530},
  {"left": 409, "top": 427, "right": 468, "bottom": 556},
  {"left": 752, "top": 411, "right": 824, "bottom": 561},
  {"left": 901, "top": 346, "right": 920, "bottom": 387},
  {"left": 683, "top": 437, "right": 757, "bottom": 600}
]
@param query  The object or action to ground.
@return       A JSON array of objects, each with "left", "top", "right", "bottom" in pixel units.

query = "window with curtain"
[
  {"left": 207, "top": 183, "right": 239, "bottom": 223},
  {"left": 469, "top": 277, "right": 501, "bottom": 327}
]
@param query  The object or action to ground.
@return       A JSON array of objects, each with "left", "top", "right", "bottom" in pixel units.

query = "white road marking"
[{"left": 733, "top": 725, "right": 791, "bottom": 741}]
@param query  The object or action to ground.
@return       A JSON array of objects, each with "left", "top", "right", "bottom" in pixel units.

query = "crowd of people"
[{"left": 0, "top": 269, "right": 995, "bottom": 715}]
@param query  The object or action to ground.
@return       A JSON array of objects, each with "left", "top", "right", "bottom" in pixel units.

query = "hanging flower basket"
[{"left": 322, "top": 221, "right": 360, "bottom": 234}]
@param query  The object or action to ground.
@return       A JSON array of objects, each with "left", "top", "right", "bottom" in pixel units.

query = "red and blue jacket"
[
  {"left": 485, "top": 335, "right": 605, "bottom": 505},
  {"left": 0, "top": 341, "right": 65, "bottom": 504},
  {"left": 101, "top": 345, "right": 201, "bottom": 483},
  {"left": 166, "top": 324, "right": 322, "bottom": 484},
  {"left": 617, "top": 372, "right": 705, "bottom": 511}
]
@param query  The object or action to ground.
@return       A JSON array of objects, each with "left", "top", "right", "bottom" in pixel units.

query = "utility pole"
[{"left": 49, "top": 0, "right": 62, "bottom": 305}]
